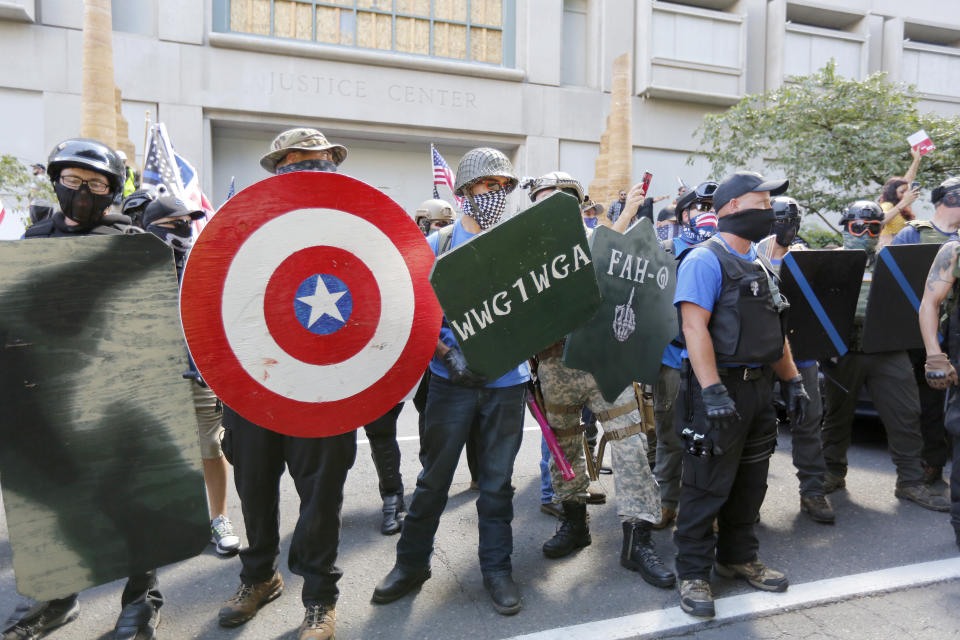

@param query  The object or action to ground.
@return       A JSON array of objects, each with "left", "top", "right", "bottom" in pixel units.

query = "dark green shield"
[
  {"left": 429, "top": 192, "right": 601, "bottom": 380},
  {"left": 0, "top": 234, "right": 209, "bottom": 600},
  {"left": 563, "top": 219, "right": 678, "bottom": 401}
]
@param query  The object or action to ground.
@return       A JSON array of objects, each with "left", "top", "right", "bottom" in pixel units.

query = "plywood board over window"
[
  {"left": 473, "top": 0, "right": 502, "bottom": 26},
  {"left": 274, "top": 0, "right": 313, "bottom": 40},
  {"left": 397, "top": 0, "right": 430, "bottom": 15},
  {"left": 396, "top": 17, "right": 430, "bottom": 55},
  {"left": 434, "top": 21, "right": 468, "bottom": 59},
  {"left": 230, "top": 0, "right": 270, "bottom": 35},
  {"left": 435, "top": 0, "right": 467, "bottom": 22},
  {"left": 472, "top": 27, "right": 502, "bottom": 63},
  {"left": 357, "top": 10, "right": 392, "bottom": 50}
]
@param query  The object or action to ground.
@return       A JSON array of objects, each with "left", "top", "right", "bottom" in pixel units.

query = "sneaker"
[
  {"left": 218, "top": 572, "right": 284, "bottom": 627},
  {"left": 298, "top": 604, "right": 335, "bottom": 640},
  {"left": 677, "top": 579, "right": 714, "bottom": 618},
  {"left": 2, "top": 597, "right": 79, "bottom": 640},
  {"left": 800, "top": 494, "right": 836, "bottom": 524},
  {"left": 211, "top": 515, "right": 241, "bottom": 555},
  {"left": 895, "top": 484, "right": 950, "bottom": 512},
  {"left": 715, "top": 560, "right": 788, "bottom": 592},
  {"left": 823, "top": 472, "right": 846, "bottom": 494}
]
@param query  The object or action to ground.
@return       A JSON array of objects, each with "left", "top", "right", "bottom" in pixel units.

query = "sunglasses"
[
  {"left": 430, "top": 220, "right": 452, "bottom": 228},
  {"left": 941, "top": 191, "right": 960, "bottom": 208},
  {"left": 847, "top": 221, "right": 882, "bottom": 237},
  {"left": 692, "top": 201, "right": 713, "bottom": 212},
  {"left": 481, "top": 180, "right": 515, "bottom": 194}
]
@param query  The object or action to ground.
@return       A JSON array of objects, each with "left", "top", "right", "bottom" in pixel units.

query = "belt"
[{"left": 717, "top": 366, "right": 767, "bottom": 381}]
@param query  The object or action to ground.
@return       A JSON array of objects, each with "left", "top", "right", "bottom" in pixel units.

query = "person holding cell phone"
[{"left": 877, "top": 146, "right": 923, "bottom": 249}]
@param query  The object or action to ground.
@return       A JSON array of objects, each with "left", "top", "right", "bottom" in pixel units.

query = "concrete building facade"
[{"left": 1, "top": 0, "right": 958, "bottom": 214}]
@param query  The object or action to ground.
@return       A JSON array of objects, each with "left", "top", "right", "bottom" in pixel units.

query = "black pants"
[
  {"left": 222, "top": 407, "right": 357, "bottom": 606},
  {"left": 40, "top": 571, "right": 159, "bottom": 619},
  {"left": 909, "top": 349, "right": 949, "bottom": 470},
  {"left": 674, "top": 364, "right": 777, "bottom": 580},
  {"left": 363, "top": 402, "right": 404, "bottom": 498}
]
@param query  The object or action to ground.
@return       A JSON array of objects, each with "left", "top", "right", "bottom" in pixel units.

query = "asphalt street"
[{"left": 0, "top": 408, "right": 956, "bottom": 639}]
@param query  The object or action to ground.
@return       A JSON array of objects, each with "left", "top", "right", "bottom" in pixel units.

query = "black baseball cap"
[
  {"left": 712, "top": 171, "right": 789, "bottom": 214},
  {"left": 142, "top": 195, "right": 205, "bottom": 226},
  {"left": 657, "top": 205, "right": 677, "bottom": 222}
]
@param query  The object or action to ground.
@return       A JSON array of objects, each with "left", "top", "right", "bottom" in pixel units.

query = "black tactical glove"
[
  {"left": 782, "top": 375, "right": 810, "bottom": 424},
  {"left": 701, "top": 382, "right": 739, "bottom": 433},
  {"left": 441, "top": 347, "right": 487, "bottom": 388}
]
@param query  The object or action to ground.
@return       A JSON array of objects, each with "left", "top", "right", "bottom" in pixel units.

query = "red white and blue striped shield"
[{"left": 180, "top": 172, "right": 442, "bottom": 437}]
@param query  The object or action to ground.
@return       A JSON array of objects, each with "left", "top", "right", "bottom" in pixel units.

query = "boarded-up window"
[{"left": 226, "top": 0, "right": 507, "bottom": 65}]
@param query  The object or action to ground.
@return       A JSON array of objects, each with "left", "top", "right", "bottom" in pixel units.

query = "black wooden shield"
[
  {"left": 861, "top": 243, "right": 940, "bottom": 353},
  {"left": 779, "top": 250, "right": 866, "bottom": 360},
  {"left": 0, "top": 234, "right": 209, "bottom": 600}
]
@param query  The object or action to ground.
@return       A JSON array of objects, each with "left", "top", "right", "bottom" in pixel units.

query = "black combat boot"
[
  {"left": 380, "top": 493, "right": 405, "bottom": 535},
  {"left": 368, "top": 437, "right": 405, "bottom": 535},
  {"left": 620, "top": 521, "right": 676, "bottom": 588},
  {"left": 542, "top": 501, "right": 591, "bottom": 558}
]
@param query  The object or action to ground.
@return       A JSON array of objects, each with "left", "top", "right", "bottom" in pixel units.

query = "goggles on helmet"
[{"left": 847, "top": 221, "right": 882, "bottom": 237}]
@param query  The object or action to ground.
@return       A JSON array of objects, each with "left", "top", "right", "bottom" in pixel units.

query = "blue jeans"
[
  {"left": 397, "top": 376, "right": 526, "bottom": 577},
  {"left": 540, "top": 437, "right": 554, "bottom": 503}
]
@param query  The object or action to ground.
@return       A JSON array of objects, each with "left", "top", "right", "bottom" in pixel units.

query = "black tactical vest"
[{"left": 696, "top": 237, "right": 788, "bottom": 365}]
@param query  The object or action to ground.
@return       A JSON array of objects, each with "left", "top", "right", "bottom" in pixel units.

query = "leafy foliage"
[
  {"left": 690, "top": 60, "right": 960, "bottom": 219},
  {"left": 0, "top": 154, "right": 55, "bottom": 211},
  {"left": 798, "top": 225, "right": 842, "bottom": 249}
]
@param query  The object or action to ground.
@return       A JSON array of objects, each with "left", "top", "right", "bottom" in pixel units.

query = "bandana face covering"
[
  {"left": 679, "top": 212, "right": 717, "bottom": 244},
  {"left": 276, "top": 159, "right": 338, "bottom": 174},
  {"left": 55, "top": 182, "right": 114, "bottom": 228},
  {"left": 462, "top": 189, "right": 507, "bottom": 230},
  {"left": 842, "top": 229, "right": 878, "bottom": 256},
  {"left": 716, "top": 208, "right": 775, "bottom": 243}
]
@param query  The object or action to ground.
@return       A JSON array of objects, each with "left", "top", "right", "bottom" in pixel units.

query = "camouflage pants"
[{"left": 539, "top": 357, "right": 661, "bottom": 523}]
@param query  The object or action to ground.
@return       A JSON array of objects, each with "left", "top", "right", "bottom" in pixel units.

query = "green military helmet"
[
  {"left": 527, "top": 171, "right": 584, "bottom": 204},
  {"left": 454, "top": 147, "right": 518, "bottom": 196}
]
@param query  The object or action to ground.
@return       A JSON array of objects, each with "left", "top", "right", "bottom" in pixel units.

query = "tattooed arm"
[{"left": 919, "top": 241, "right": 959, "bottom": 355}]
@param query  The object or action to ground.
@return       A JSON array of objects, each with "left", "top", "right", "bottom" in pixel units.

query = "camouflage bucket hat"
[{"left": 259, "top": 127, "right": 348, "bottom": 173}]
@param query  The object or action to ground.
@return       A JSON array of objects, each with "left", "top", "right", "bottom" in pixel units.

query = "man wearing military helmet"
[
  {"left": 374, "top": 148, "right": 531, "bottom": 615},
  {"left": 525, "top": 170, "right": 675, "bottom": 589}
]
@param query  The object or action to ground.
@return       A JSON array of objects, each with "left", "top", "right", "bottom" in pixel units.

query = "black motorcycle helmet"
[
  {"left": 771, "top": 196, "right": 801, "bottom": 223},
  {"left": 46, "top": 138, "right": 125, "bottom": 194},
  {"left": 121, "top": 189, "right": 157, "bottom": 227}
]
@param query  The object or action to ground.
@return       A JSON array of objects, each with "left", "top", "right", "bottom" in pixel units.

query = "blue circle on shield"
[{"left": 294, "top": 274, "right": 353, "bottom": 335}]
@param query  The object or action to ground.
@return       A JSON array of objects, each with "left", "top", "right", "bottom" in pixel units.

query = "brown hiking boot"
[
  {"left": 800, "top": 494, "right": 836, "bottom": 524},
  {"left": 715, "top": 560, "right": 788, "bottom": 592},
  {"left": 652, "top": 506, "right": 677, "bottom": 530},
  {"left": 298, "top": 604, "right": 335, "bottom": 640},
  {"left": 218, "top": 572, "right": 284, "bottom": 627},
  {"left": 896, "top": 484, "right": 950, "bottom": 512},
  {"left": 678, "top": 579, "right": 714, "bottom": 618}
]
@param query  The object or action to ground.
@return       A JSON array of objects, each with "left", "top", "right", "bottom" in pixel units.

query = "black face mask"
[
  {"left": 717, "top": 208, "right": 775, "bottom": 243},
  {"left": 54, "top": 182, "right": 115, "bottom": 228},
  {"left": 276, "top": 159, "right": 338, "bottom": 174},
  {"left": 774, "top": 222, "right": 799, "bottom": 247},
  {"left": 146, "top": 221, "right": 193, "bottom": 253}
]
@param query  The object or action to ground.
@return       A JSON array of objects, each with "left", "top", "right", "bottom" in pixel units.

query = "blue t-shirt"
[
  {"left": 426, "top": 220, "right": 531, "bottom": 387},
  {"left": 661, "top": 341, "right": 683, "bottom": 369},
  {"left": 673, "top": 237, "right": 759, "bottom": 364},
  {"left": 891, "top": 222, "right": 959, "bottom": 245}
]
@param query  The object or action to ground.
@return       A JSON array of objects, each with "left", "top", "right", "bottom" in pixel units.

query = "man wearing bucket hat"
[
  {"left": 218, "top": 128, "right": 356, "bottom": 640},
  {"left": 259, "top": 128, "right": 348, "bottom": 175}
]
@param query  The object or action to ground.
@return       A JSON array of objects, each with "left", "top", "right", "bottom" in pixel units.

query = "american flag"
[
  {"left": 0, "top": 197, "right": 26, "bottom": 241},
  {"left": 431, "top": 144, "right": 462, "bottom": 208},
  {"left": 143, "top": 123, "right": 215, "bottom": 234}
]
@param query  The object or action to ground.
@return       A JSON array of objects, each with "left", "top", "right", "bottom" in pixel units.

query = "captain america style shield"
[{"left": 180, "top": 171, "right": 442, "bottom": 437}]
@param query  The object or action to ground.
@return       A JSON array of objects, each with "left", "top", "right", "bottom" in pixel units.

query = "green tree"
[
  {"left": 0, "top": 154, "right": 56, "bottom": 213},
  {"left": 690, "top": 60, "right": 960, "bottom": 227}
]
